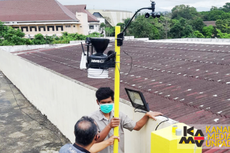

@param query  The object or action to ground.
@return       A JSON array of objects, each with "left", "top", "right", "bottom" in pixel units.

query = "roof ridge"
[
  {"left": 55, "top": 0, "right": 79, "bottom": 22},
  {"left": 64, "top": 5, "right": 99, "bottom": 22}
]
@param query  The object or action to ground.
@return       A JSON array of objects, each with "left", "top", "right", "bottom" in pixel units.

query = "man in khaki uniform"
[{"left": 90, "top": 87, "right": 162, "bottom": 153}]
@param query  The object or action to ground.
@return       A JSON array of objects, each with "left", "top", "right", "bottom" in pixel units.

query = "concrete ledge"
[
  {"left": 148, "top": 38, "right": 230, "bottom": 45},
  {"left": 0, "top": 44, "right": 80, "bottom": 52}
]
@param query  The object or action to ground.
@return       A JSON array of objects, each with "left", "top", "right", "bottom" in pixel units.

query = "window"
[
  {"left": 21, "top": 27, "right": 28, "bottom": 32},
  {"left": 65, "top": 25, "right": 71, "bottom": 28},
  {"left": 47, "top": 26, "right": 54, "bottom": 31},
  {"left": 89, "top": 25, "right": 94, "bottom": 29},
  {"left": 93, "top": 12, "right": 103, "bottom": 18},
  {"left": 30, "top": 26, "right": 37, "bottom": 32},
  {"left": 38, "top": 26, "right": 46, "bottom": 31},
  {"left": 56, "top": 26, "right": 63, "bottom": 31}
]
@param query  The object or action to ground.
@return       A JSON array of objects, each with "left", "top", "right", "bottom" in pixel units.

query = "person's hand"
[
  {"left": 106, "top": 135, "right": 120, "bottom": 145},
  {"left": 109, "top": 117, "right": 120, "bottom": 128},
  {"left": 146, "top": 111, "right": 163, "bottom": 121}
]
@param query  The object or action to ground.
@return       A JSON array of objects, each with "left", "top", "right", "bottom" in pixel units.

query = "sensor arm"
[
  {"left": 121, "top": 7, "right": 152, "bottom": 34},
  {"left": 117, "top": 1, "right": 156, "bottom": 46}
]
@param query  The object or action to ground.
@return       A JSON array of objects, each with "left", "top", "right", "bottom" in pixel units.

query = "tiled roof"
[
  {"left": 17, "top": 41, "right": 230, "bottom": 127},
  {"left": 0, "top": 0, "right": 79, "bottom": 22},
  {"left": 65, "top": 5, "right": 99, "bottom": 22},
  {"left": 203, "top": 21, "right": 216, "bottom": 26}
]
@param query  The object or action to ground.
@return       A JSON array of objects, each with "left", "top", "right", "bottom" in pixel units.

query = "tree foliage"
[
  {"left": 216, "top": 29, "right": 230, "bottom": 38},
  {"left": 172, "top": 5, "right": 199, "bottom": 20},
  {"left": 202, "top": 25, "right": 214, "bottom": 38},
  {"left": 0, "top": 21, "right": 32, "bottom": 46}
]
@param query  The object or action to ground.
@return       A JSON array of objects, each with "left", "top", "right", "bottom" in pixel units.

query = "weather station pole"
[
  {"left": 113, "top": 1, "right": 160, "bottom": 153},
  {"left": 113, "top": 26, "right": 121, "bottom": 153}
]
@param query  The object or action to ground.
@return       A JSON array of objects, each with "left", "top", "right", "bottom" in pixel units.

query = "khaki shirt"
[{"left": 89, "top": 110, "right": 136, "bottom": 153}]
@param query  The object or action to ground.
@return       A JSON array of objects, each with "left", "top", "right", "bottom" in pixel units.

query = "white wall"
[
  {"left": 148, "top": 38, "right": 230, "bottom": 45},
  {"left": 0, "top": 44, "right": 74, "bottom": 52},
  {"left": 88, "top": 10, "right": 133, "bottom": 26},
  {"left": 0, "top": 48, "right": 176, "bottom": 153},
  {"left": 76, "top": 12, "right": 89, "bottom": 35}
]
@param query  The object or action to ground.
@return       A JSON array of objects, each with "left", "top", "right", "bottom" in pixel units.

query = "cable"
[
  {"left": 155, "top": 116, "right": 169, "bottom": 131},
  {"left": 2, "top": 75, "right": 64, "bottom": 145},
  {"left": 123, "top": 50, "right": 133, "bottom": 76}
]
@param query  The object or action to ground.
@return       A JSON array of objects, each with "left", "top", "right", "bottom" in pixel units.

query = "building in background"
[
  {"left": 203, "top": 21, "right": 216, "bottom": 27},
  {"left": 65, "top": 5, "right": 100, "bottom": 35},
  {"left": 88, "top": 9, "right": 133, "bottom": 27},
  {"left": 0, "top": 0, "right": 133, "bottom": 38},
  {"left": 0, "top": 0, "right": 89, "bottom": 38}
]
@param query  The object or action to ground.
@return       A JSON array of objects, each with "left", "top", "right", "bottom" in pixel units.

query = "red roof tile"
[
  {"left": 203, "top": 21, "right": 216, "bottom": 26},
  {"left": 18, "top": 41, "right": 230, "bottom": 126},
  {"left": 0, "top": 0, "right": 79, "bottom": 22}
]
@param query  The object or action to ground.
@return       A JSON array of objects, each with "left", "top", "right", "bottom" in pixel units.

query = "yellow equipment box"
[{"left": 151, "top": 123, "right": 202, "bottom": 153}]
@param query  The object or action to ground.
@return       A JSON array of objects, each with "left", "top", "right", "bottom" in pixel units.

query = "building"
[
  {"left": 65, "top": 5, "right": 100, "bottom": 35},
  {"left": 203, "top": 21, "right": 216, "bottom": 27},
  {"left": 0, "top": 0, "right": 91, "bottom": 37},
  {"left": 88, "top": 9, "right": 133, "bottom": 26}
]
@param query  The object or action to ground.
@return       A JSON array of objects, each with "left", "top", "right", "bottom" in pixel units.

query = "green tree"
[
  {"left": 216, "top": 19, "right": 230, "bottom": 33},
  {"left": 171, "top": 5, "right": 199, "bottom": 20},
  {"left": 0, "top": 24, "right": 32, "bottom": 46},
  {"left": 159, "top": 14, "right": 171, "bottom": 39},
  {"left": 194, "top": 30, "right": 205, "bottom": 38},
  {"left": 87, "top": 32, "right": 103, "bottom": 38},
  {"left": 202, "top": 25, "right": 214, "bottom": 38},
  {"left": 216, "top": 28, "right": 230, "bottom": 38},
  {"left": 169, "top": 18, "right": 195, "bottom": 38},
  {"left": 105, "top": 27, "right": 115, "bottom": 37},
  {"left": 170, "top": 20, "right": 183, "bottom": 38},
  {"left": 0, "top": 21, "right": 8, "bottom": 38},
  {"left": 130, "top": 15, "right": 159, "bottom": 39},
  {"left": 116, "top": 23, "right": 125, "bottom": 30},
  {"left": 222, "top": 3, "right": 230, "bottom": 12},
  {"left": 190, "top": 17, "right": 206, "bottom": 32},
  {"left": 32, "top": 34, "right": 46, "bottom": 45}
]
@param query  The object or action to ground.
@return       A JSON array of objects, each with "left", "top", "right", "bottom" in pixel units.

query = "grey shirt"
[
  {"left": 59, "top": 144, "right": 90, "bottom": 153},
  {"left": 90, "top": 110, "right": 136, "bottom": 153}
]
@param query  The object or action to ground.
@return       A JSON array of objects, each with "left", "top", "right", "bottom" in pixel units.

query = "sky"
[{"left": 58, "top": 0, "right": 230, "bottom": 12}]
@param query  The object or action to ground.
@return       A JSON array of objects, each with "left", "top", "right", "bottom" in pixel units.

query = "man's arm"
[
  {"left": 96, "top": 117, "right": 120, "bottom": 142},
  {"left": 89, "top": 136, "right": 119, "bottom": 153},
  {"left": 133, "top": 111, "right": 162, "bottom": 131}
]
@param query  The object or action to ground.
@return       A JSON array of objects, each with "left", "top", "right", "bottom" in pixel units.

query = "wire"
[
  {"left": 155, "top": 116, "right": 169, "bottom": 131},
  {"left": 2, "top": 75, "right": 64, "bottom": 145},
  {"left": 123, "top": 50, "right": 133, "bottom": 77}
]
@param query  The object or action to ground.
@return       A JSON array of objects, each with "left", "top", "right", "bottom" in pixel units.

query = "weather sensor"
[{"left": 80, "top": 38, "right": 116, "bottom": 78}]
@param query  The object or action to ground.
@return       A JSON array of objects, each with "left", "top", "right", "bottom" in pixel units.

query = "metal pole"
[{"left": 114, "top": 26, "right": 120, "bottom": 153}]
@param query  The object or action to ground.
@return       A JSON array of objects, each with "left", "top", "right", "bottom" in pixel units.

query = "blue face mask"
[{"left": 100, "top": 103, "right": 114, "bottom": 114}]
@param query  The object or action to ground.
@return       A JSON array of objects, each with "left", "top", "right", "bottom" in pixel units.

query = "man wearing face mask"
[{"left": 89, "top": 87, "right": 162, "bottom": 153}]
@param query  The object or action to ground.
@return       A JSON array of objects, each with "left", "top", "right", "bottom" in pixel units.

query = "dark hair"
[
  {"left": 74, "top": 116, "right": 97, "bottom": 146},
  {"left": 96, "top": 87, "right": 114, "bottom": 102}
]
